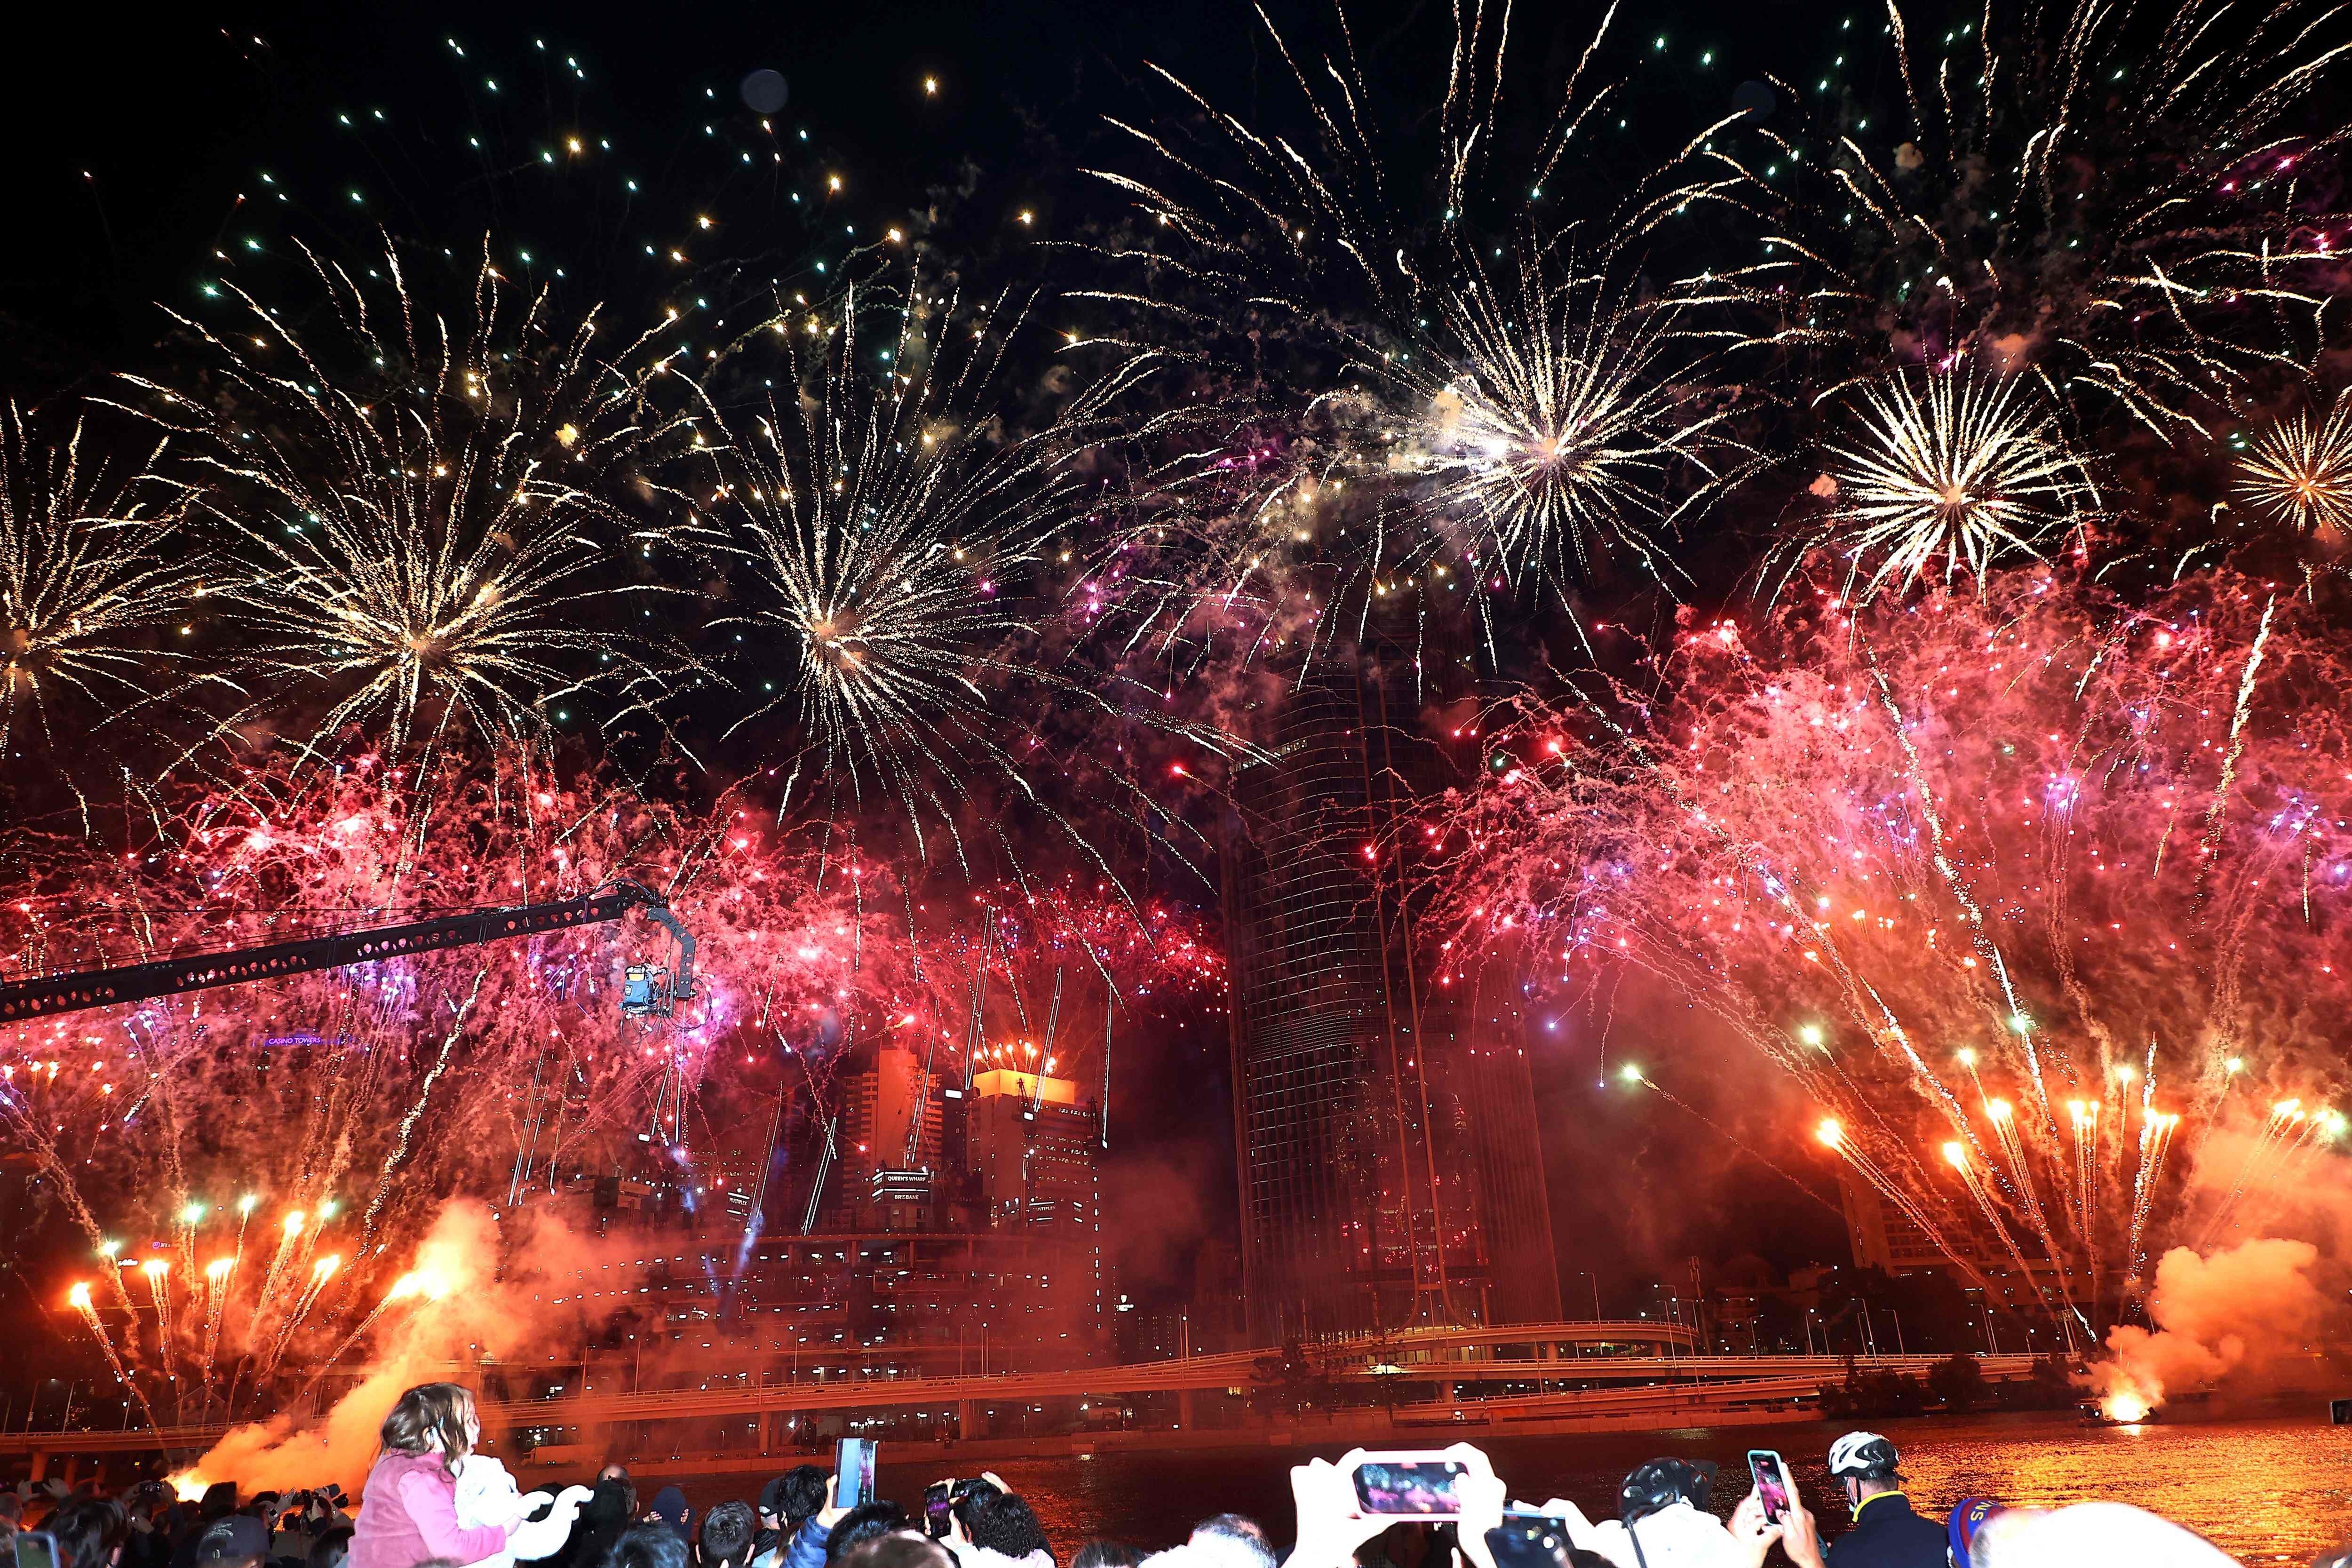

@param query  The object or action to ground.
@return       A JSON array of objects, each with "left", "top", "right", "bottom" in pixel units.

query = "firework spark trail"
[
  {"left": 1074, "top": 2, "right": 1761, "bottom": 676},
  {"left": 2197, "top": 1098, "right": 2304, "bottom": 1246},
  {"left": 1980, "top": 1096, "right": 2068, "bottom": 1280},
  {"left": 140, "top": 1258, "right": 182, "bottom": 1392},
  {"left": 2195, "top": 596, "right": 2274, "bottom": 907},
  {"left": 247, "top": 1210, "right": 310, "bottom": 1349},
  {"left": 1397, "top": 251, "right": 1759, "bottom": 618},
  {"left": 2066, "top": 1099, "right": 2099, "bottom": 1237},
  {"left": 2128, "top": 1111, "right": 2180, "bottom": 1279},
  {"left": 170, "top": 1206, "right": 202, "bottom": 1305},
  {"left": 70, "top": 1283, "right": 164, "bottom": 1440},
  {"left": 358, "top": 972, "right": 487, "bottom": 1248},
  {"left": 1418, "top": 568, "right": 2352, "bottom": 1328},
  {"left": 1818, "top": 1118, "right": 1998, "bottom": 1294},
  {"left": 1626, "top": 1068, "right": 1843, "bottom": 1217},
  {"left": 258, "top": 1255, "right": 341, "bottom": 1381},
  {"left": 1866, "top": 646, "right": 2082, "bottom": 1335},
  {"left": 199, "top": 1256, "right": 234, "bottom": 1398},
  {"left": 1720, "top": 0, "right": 2352, "bottom": 431},
  {"left": 2068, "top": 1098, "right": 2102, "bottom": 1302},
  {"left": 687, "top": 275, "right": 1240, "bottom": 887},
  {"left": 695, "top": 281, "right": 1089, "bottom": 853},
  {"left": 1867, "top": 653, "right": 2063, "bottom": 1140},
  {"left": 1942, "top": 1139, "right": 2050, "bottom": 1293},
  {"left": 5, "top": 721, "right": 919, "bottom": 1411},
  {"left": 306, "top": 1271, "right": 436, "bottom": 1388}
]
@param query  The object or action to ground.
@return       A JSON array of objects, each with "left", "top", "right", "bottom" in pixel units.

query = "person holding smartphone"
[{"left": 1771, "top": 1434, "right": 1945, "bottom": 1568}]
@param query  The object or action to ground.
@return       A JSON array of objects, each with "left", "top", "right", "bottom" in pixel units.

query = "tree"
[
  {"left": 1250, "top": 1337, "right": 1338, "bottom": 1419},
  {"left": 1926, "top": 1352, "right": 1990, "bottom": 1413}
]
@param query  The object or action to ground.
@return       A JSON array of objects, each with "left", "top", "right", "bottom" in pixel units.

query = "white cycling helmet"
[{"left": 1828, "top": 1431, "right": 1901, "bottom": 1480}]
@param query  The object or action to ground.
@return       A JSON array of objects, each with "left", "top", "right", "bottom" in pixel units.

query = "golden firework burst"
[
  {"left": 2236, "top": 393, "right": 2352, "bottom": 537},
  {"left": 1817, "top": 367, "right": 2092, "bottom": 601}
]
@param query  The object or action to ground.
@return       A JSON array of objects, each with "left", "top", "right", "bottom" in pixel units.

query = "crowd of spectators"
[{"left": 0, "top": 1383, "right": 2283, "bottom": 1568}]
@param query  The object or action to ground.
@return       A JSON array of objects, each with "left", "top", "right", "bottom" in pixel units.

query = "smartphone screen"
[
  {"left": 1747, "top": 1450, "right": 1790, "bottom": 1523},
  {"left": 1351, "top": 1459, "right": 1465, "bottom": 1516},
  {"left": 1485, "top": 1517, "right": 1573, "bottom": 1568},
  {"left": 835, "top": 1438, "right": 878, "bottom": 1510},
  {"left": 16, "top": 1535, "right": 61, "bottom": 1568},
  {"left": 924, "top": 1483, "right": 954, "bottom": 1540}
]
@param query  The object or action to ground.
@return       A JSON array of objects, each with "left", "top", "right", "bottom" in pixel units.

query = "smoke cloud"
[
  {"left": 2087, "top": 1236, "right": 2326, "bottom": 1416},
  {"left": 175, "top": 1199, "right": 642, "bottom": 1495}
]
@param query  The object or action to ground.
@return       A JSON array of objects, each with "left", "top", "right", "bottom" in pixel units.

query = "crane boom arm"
[{"left": 0, "top": 881, "right": 674, "bottom": 1024}]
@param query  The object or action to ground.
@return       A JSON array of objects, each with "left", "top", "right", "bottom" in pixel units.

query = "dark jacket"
[
  {"left": 1826, "top": 1492, "right": 1947, "bottom": 1568},
  {"left": 562, "top": 1477, "right": 637, "bottom": 1568}
]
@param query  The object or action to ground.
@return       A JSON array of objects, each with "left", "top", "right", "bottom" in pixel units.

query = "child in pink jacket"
[{"left": 350, "top": 1383, "right": 521, "bottom": 1568}]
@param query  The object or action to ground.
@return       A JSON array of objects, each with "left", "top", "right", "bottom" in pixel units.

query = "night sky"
[{"left": 0, "top": 0, "right": 1864, "bottom": 1311}]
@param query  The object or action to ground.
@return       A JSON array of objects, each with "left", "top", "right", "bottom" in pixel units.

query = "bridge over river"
[{"left": 0, "top": 1320, "right": 2045, "bottom": 1483}]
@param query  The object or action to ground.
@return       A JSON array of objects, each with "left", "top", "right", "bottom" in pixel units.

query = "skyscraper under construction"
[{"left": 1221, "top": 661, "right": 1561, "bottom": 1343}]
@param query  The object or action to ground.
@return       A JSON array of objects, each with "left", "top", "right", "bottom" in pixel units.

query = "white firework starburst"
[
  {"left": 1819, "top": 367, "right": 2091, "bottom": 601},
  {"left": 2236, "top": 391, "right": 2352, "bottom": 538}
]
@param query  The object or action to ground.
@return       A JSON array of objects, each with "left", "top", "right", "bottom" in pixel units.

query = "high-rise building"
[
  {"left": 965, "top": 1068, "right": 1100, "bottom": 1227},
  {"left": 834, "top": 1043, "right": 945, "bottom": 1230},
  {"left": 963, "top": 1067, "right": 1104, "bottom": 1352},
  {"left": 1222, "top": 664, "right": 1559, "bottom": 1342},
  {"left": 1428, "top": 969, "right": 1564, "bottom": 1325},
  {"left": 1834, "top": 1167, "right": 2110, "bottom": 1334},
  {"left": 709, "top": 1048, "right": 1106, "bottom": 1369}
]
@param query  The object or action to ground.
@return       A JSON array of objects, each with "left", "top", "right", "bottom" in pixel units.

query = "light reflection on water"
[{"left": 681, "top": 1411, "right": 2352, "bottom": 1564}]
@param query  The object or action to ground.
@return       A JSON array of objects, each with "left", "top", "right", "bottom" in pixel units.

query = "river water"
[{"left": 675, "top": 1410, "right": 2352, "bottom": 1564}]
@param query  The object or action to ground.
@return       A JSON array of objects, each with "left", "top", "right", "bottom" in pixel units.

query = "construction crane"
[{"left": 0, "top": 879, "right": 695, "bottom": 1024}]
